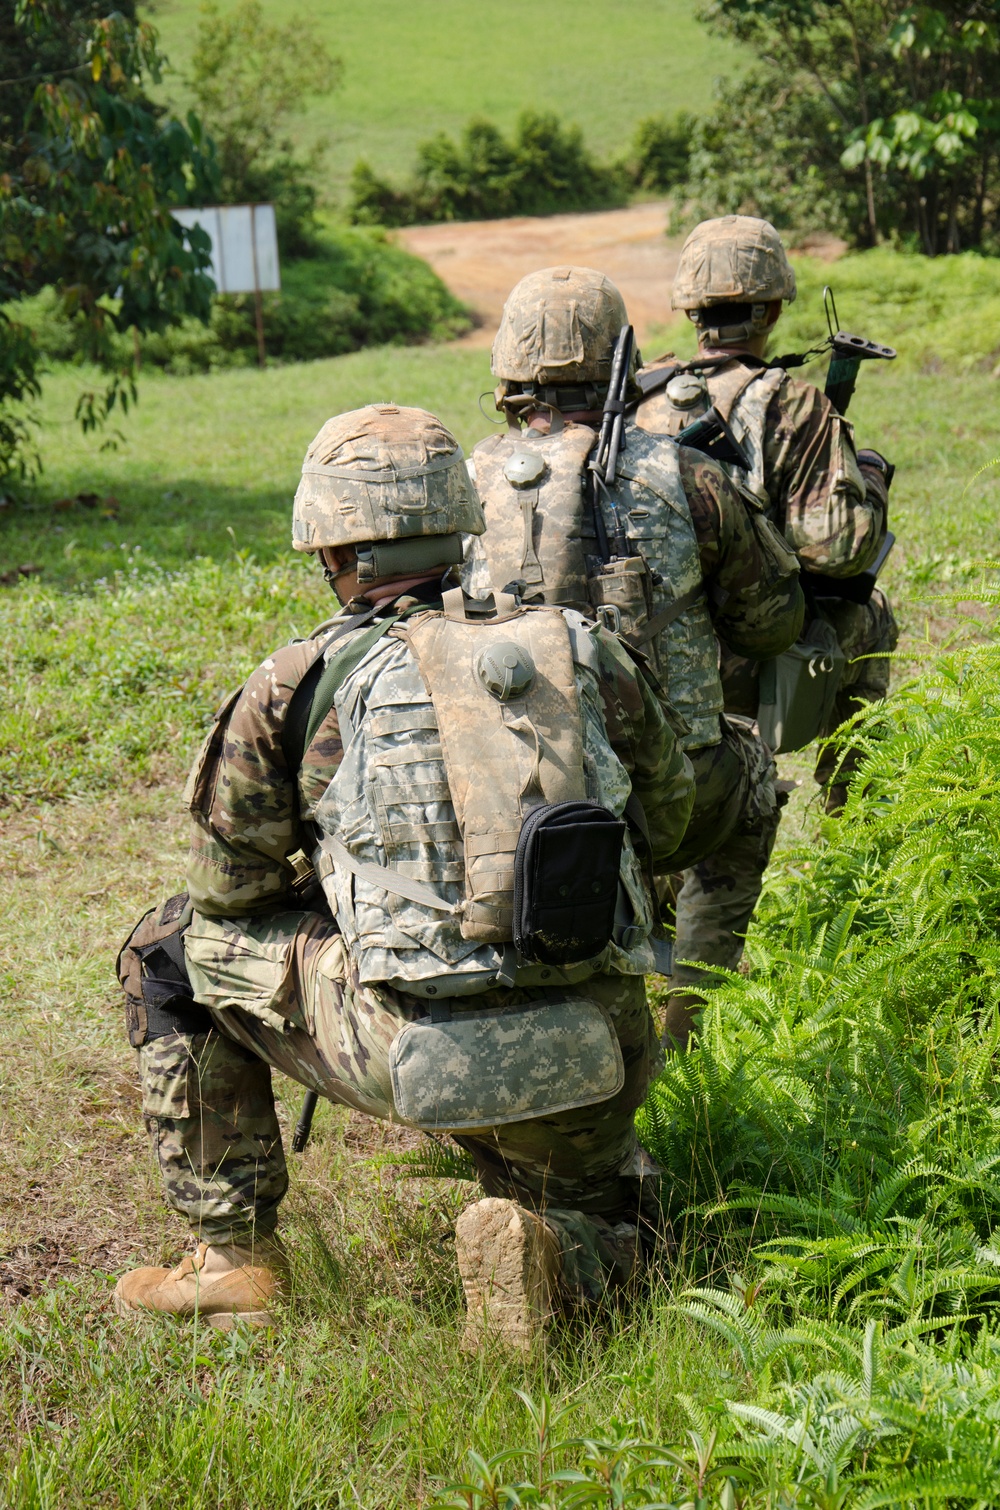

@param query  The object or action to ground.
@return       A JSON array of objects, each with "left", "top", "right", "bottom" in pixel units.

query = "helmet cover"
[
  {"left": 491, "top": 266, "right": 631, "bottom": 385},
  {"left": 292, "top": 404, "right": 484, "bottom": 553}
]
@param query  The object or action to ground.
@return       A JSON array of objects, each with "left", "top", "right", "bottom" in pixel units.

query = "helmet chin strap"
[{"left": 322, "top": 557, "right": 356, "bottom": 593}]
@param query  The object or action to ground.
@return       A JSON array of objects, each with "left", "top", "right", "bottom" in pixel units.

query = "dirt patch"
[
  {"left": 397, "top": 200, "right": 684, "bottom": 351},
  {"left": 397, "top": 204, "right": 849, "bottom": 351}
]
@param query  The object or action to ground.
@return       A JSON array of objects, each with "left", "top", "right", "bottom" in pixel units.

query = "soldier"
[
  {"left": 462, "top": 266, "right": 804, "bottom": 1045},
  {"left": 113, "top": 403, "right": 696, "bottom": 1347},
  {"left": 635, "top": 214, "right": 898, "bottom": 812}
]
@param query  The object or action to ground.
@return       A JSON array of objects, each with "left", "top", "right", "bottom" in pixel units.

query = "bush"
[
  {"left": 622, "top": 111, "right": 695, "bottom": 192},
  {"left": 676, "top": 71, "right": 867, "bottom": 243},
  {"left": 11, "top": 229, "right": 471, "bottom": 375},
  {"left": 349, "top": 110, "right": 628, "bottom": 227},
  {"left": 435, "top": 607, "right": 1000, "bottom": 1508}
]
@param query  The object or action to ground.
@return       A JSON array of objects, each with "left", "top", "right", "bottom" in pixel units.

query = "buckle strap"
[{"left": 320, "top": 838, "right": 462, "bottom": 915}]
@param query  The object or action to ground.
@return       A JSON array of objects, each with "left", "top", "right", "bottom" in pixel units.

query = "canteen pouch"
[
  {"left": 757, "top": 619, "right": 846, "bottom": 754},
  {"left": 513, "top": 800, "right": 626, "bottom": 966},
  {"left": 388, "top": 995, "right": 624, "bottom": 1131}
]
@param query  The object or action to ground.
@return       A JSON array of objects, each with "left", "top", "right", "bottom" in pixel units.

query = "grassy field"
[
  {"left": 146, "top": 0, "right": 747, "bottom": 198},
  {"left": 3, "top": 253, "right": 1000, "bottom": 1501}
]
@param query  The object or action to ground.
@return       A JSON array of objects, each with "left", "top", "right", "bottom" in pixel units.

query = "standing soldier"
[
  {"left": 463, "top": 266, "right": 804, "bottom": 1044},
  {"left": 114, "top": 404, "right": 696, "bottom": 1347},
  {"left": 635, "top": 214, "right": 898, "bottom": 813}
]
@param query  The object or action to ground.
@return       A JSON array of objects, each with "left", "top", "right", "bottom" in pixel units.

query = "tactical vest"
[
  {"left": 465, "top": 425, "right": 723, "bottom": 752},
  {"left": 311, "top": 600, "right": 655, "bottom": 998},
  {"left": 468, "top": 426, "right": 598, "bottom": 613},
  {"left": 635, "top": 359, "right": 787, "bottom": 514}
]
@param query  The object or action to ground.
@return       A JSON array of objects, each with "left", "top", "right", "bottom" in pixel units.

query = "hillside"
[{"left": 145, "top": 0, "right": 747, "bottom": 198}]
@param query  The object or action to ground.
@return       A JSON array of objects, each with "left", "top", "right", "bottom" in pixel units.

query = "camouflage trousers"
[
  {"left": 138, "top": 908, "right": 662, "bottom": 1303},
  {"left": 814, "top": 588, "right": 899, "bottom": 788},
  {"left": 658, "top": 715, "right": 782, "bottom": 991},
  {"left": 664, "top": 590, "right": 899, "bottom": 1002}
]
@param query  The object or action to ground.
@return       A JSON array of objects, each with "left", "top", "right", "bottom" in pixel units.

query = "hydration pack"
[{"left": 310, "top": 593, "right": 655, "bottom": 998}]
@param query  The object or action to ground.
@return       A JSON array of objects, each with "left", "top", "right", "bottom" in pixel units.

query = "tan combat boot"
[
  {"left": 455, "top": 1197, "right": 562, "bottom": 1353},
  {"left": 113, "top": 1237, "right": 288, "bottom": 1329}
]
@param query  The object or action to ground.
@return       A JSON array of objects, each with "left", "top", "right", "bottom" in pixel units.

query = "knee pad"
[{"left": 116, "top": 893, "right": 215, "bottom": 1047}]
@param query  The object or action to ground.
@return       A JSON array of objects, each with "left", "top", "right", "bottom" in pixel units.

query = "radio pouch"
[
  {"left": 757, "top": 618, "right": 846, "bottom": 754},
  {"left": 512, "top": 800, "right": 626, "bottom": 965}
]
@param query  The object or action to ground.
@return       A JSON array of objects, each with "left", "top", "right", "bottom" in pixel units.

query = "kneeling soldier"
[{"left": 114, "top": 404, "right": 695, "bottom": 1346}]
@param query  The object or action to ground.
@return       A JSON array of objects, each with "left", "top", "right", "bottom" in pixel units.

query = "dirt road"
[{"left": 397, "top": 200, "right": 684, "bottom": 351}]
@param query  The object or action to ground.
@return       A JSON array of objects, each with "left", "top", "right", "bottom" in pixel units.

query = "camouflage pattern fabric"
[
  {"left": 667, "top": 720, "right": 783, "bottom": 988},
  {"left": 142, "top": 907, "right": 662, "bottom": 1300},
  {"left": 185, "top": 592, "right": 694, "bottom": 922},
  {"left": 490, "top": 265, "right": 633, "bottom": 387},
  {"left": 465, "top": 424, "right": 599, "bottom": 615},
  {"left": 671, "top": 215, "right": 797, "bottom": 313},
  {"left": 636, "top": 358, "right": 889, "bottom": 579},
  {"left": 465, "top": 419, "right": 803, "bottom": 755},
  {"left": 313, "top": 607, "right": 669, "bottom": 992},
  {"left": 292, "top": 405, "right": 483, "bottom": 554}
]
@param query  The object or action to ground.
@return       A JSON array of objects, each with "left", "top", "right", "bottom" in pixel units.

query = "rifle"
[{"left": 590, "top": 324, "right": 635, "bottom": 561}]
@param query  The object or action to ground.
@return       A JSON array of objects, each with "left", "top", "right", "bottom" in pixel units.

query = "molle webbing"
[
  {"left": 471, "top": 426, "right": 598, "bottom": 612},
  {"left": 402, "top": 603, "right": 585, "bottom": 942}
]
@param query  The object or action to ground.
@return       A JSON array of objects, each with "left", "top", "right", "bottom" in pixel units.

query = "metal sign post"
[{"left": 172, "top": 203, "right": 280, "bottom": 367}]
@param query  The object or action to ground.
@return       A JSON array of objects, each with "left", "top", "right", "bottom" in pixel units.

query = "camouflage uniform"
[
  {"left": 632, "top": 218, "right": 898, "bottom": 989},
  {"left": 463, "top": 265, "right": 803, "bottom": 993},
  {"left": 636, "top": 356, "right": 898, "bottom": 774},
  {"left": 637, "top": 214, "right": 898, "bottom": 792},
  {"left": 142, "top": 583, "right": 694, "bottom": 1300}
]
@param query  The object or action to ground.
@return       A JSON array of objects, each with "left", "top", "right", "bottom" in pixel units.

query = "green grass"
[
  {"left": 4, "top": 245, "right": 1000, "bottom": 1504},
  {"left": 146, "top": 0, "right": 747, "bottom": 198}
]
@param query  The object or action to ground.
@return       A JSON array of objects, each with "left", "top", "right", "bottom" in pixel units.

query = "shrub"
[
  {"left": 622, "top": 111, "right": 695, "bottom": 193},
  {"left": 349, "top": 110, "right": 628, "bottom": 227},
  {"left": 676, "top": 71, "right": 868, "bottom": 243},
  {"left": 11, "top": 229, "right": 471, "bottom": 375}
]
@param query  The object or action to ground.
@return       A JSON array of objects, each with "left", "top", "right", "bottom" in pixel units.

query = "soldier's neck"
[{"left": 698, "top": 335, "right": 769, "bottom": 361}]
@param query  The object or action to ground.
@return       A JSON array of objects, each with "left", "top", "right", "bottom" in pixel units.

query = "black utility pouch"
[
  {"left": 116, "top": 892, "right": 212, "bottom": 1047},
  {"left": 513, "top": 801, "right": 626, "bottom": 966}
]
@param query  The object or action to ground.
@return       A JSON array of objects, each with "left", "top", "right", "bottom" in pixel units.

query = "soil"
[
  {"left": 397, "top": 200, "right": 684, "bottom": 351},
  {"left": 397, "top": 203, "right": 849, "bottom": 350}
]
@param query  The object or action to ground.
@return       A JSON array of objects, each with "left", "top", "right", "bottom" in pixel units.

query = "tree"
[
  {"left": 0, "top": 1, "right": 217, "bottom": 485},
  {"left": 693, "top": 0, "right": 1000, "bottom": 253},
  {"left": 188, "top": 0, "right": 341, "bottom": 257}
]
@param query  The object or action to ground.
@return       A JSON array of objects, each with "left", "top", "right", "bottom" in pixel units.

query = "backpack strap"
[
  {"left": 627, "top": 581, "right": 704, "bottom": 647},
  {"left": 281, "top": 604, "right": 425, "bottom": 774},
  {"left": 317, "top": 837, "right": 462, "bottom": 914}
]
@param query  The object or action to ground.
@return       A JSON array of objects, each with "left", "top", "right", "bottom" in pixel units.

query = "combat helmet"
[
  {"left": 491, "top": 266, "right": 638, "bottom": 415},
  {"left": 672, "top": 216, "right": 797, "bottom": 347},
  {"left": 292, "top": 404, "right": 484, "bottom": 582}
]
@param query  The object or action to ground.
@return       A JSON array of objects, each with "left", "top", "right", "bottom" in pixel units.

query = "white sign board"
[{"left": 172, "top": 203, "right": 280, "bottom": 294}]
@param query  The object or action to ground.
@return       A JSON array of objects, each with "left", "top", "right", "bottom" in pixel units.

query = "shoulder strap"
[
  {"left": 635, "top": 352, "right": 766, "bottom": 403},
  {"left": 627, "top": 581, "right": 704, "bottom": 647},
  {"left": 282, "top": 605, "right": 423, "bottom": 774},
  {"left": 317, "top": 838, "right": 462, "bottom": 914},
  {"left": 281, "top": 605, "right": 379, "bottom": 773}
]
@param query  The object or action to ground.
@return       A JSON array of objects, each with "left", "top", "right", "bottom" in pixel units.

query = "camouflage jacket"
[
  {"left": 635, "top": 353, "right": 889, "bottom": 578},
  {"left": 184, "top": 587, "right": 695, "bottom": 920}
]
